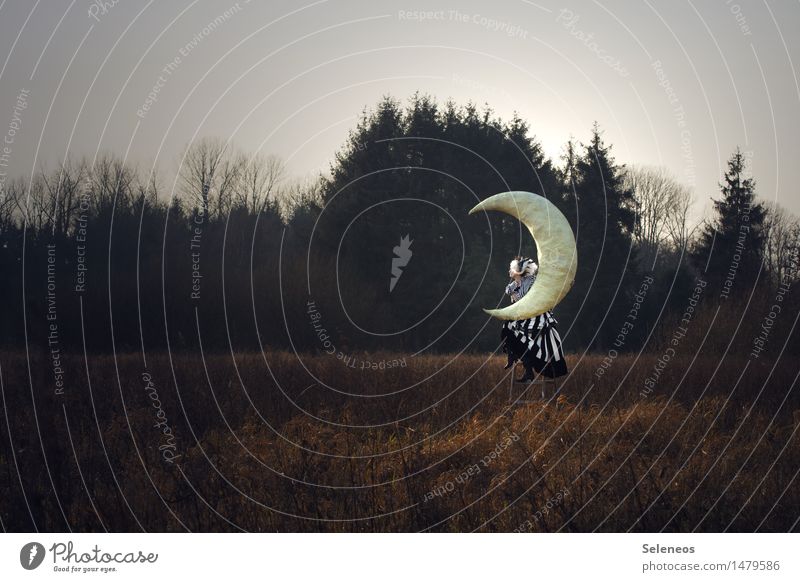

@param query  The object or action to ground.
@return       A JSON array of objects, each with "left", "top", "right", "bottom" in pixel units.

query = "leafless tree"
[
  {"left": 40, "top": 157, "right": 88, "bottom": 236},
  {"left": 134, "top": 169, "right": 161, "bottom": 208},
  {"left": 213, "top": 153, "right": 244, "bottom": 218},
  {"left": 13, "top": 175, "right": 50, "bottom": 232},
  {"left": 665, "top": 183, "right": 695, "bottom": 253},
  {"left": 179, "top": 137, "right": 243, "bottom": 219},
  {"left": 277, "top": 175, "right": 323, "bottom": 221},
  {"left": 236, "top": 153, "right": 285, "bottom": 214},
  {"left": 0, "top": 176, "right": 20, "bottom": 233},
  {"left": 89, "top": 154, "right": 136, "bottom": 211},
  {"left": 625, "top": 165, "right": 695, "bottom": 265},
  {"left": 763, "top": 201, "right": 800, "bottom": 285}
]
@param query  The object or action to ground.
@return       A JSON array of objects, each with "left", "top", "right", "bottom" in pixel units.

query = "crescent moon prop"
[{"left": 469, "top": 191, "right": 577, "bottom": 321}]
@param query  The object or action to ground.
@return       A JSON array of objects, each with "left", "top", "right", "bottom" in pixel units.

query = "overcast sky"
[{"left": 1, "top": 0, "right": 798, "bottom": 220}]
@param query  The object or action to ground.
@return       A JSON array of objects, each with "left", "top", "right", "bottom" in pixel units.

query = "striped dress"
[{"left": 501, "top": 275, "right": 568, "bottom": 378}]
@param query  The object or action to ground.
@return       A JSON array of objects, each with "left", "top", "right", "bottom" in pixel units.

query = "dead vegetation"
[{"left": 1, "top": 350, "right": 798, "bottom": 532}]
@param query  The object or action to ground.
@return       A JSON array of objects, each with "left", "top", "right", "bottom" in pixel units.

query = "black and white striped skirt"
[{"left": 501, "top": 311, "right": 568, "bottom": 378}]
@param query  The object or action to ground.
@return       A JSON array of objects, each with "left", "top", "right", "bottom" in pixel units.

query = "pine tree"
[
  {"left": 316, "top": 95, "right": 561, "bottom": 351},
  {"left": 693, "top": 147, "right": 766, "bottom": 296},
  {"left": 559, "top": 137, "right": 579, "bottom": 228},
  {"left": 560, "top": 123, "right": 638, "bottom": 350}
]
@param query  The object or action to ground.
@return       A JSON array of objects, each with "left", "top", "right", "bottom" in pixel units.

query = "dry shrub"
[{"left": 0, "top": 349, "right": 797, "bottom": 531}]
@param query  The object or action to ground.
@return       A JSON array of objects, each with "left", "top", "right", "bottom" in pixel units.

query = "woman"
[{"left": 501, "top": 256, "right": 568, "bottom": 389}]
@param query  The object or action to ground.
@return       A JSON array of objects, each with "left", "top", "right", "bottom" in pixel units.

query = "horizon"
[{"left": 1, "top": 0, "right": 798, "bottom": 224}]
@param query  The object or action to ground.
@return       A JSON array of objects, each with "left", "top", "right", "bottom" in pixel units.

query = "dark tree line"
[{"left": 1, "top": 95, "right": 797, "bottom": 356}]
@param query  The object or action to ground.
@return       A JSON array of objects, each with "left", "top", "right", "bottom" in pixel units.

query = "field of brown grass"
[{"left": 1, "top": 350, "right": 798, "bottom": 532}]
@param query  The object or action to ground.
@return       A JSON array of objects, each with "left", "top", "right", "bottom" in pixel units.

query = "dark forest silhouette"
[
  {"left": 1, "top": 95, "right": 799, "bottom": 533},
  {"left": 1, "top": 95, "right": 797, "bottom": 356}
]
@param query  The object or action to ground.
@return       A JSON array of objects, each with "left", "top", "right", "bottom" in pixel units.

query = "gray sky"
[{"left": 1, "top": 0, "right": 798, "bottom": 220}]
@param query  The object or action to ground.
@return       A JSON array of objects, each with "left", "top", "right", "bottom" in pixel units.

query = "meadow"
[{"left": 1, "top": 347, "right": 797, "bottom": 532}]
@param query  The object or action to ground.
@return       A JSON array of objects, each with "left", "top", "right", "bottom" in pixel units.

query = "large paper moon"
[{"left": 469, "top": 191, "right": 577, "bottom": 320}]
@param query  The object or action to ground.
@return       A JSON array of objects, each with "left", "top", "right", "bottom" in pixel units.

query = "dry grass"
[{"left": 1, "top": 350, "right": 798, "bottom": 531}]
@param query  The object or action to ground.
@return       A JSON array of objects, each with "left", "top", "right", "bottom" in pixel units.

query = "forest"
[
  {"left": 1, "top": 95, "right": 798, "bottom": 532},
  {"left": 1, "top": 94, "right": 797, "bottom": 357}
]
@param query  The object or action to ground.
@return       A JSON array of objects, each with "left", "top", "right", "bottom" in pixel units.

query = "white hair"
[{"left": 510, "top": 257, "right": 538, "bottom": 277}]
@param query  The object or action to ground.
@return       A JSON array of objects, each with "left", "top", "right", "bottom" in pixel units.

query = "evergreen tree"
[
  {"left": 693, "top": 147, "right": 766, "bottom": 295},
  {"left": 316, "top": 95, "right": 560, "bottom": 351},
  {"left": 560, "top": 123, "right": 638, "bottom": 350},
  {"left": 558, "top": 137, "right": 579, "bottom": 228}
]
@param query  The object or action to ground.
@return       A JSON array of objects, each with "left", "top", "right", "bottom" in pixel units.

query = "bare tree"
[
  {"left": 214, "top": 153, "right": 244, "bottom": 218},
  {"left": 763, "top": 201, "right": 800, "bottom": 285},
  {"left": 13, "top": 174, "right": 50, "bottom": 232},
  {"left": 40, "top": 157, "right": 88, "bottom": 236},
  {"left": 624, "top": 165, "right": 695, "bottom": 266},
  {"left": 179, "top": 137, "right": 242, "bottom": 219},
  {"left": 789, "top": 222, "right": 800, "bottom": 284},
  {"left": 236, "top": 153, "right": 285, "bottom": 214},
  {"left": 277, "top": 175, "right": 323, "bottom": 221},
  {"left": 665, "top": 183, "right": 695, "bottom": 253},
  {"left": 0, "top": 176, "right": 20, "bottom": 233},
  {"left": 89, "top": 154, "right": 136, "bottom": 211},
  {"left": 134, "top": 169, "right": 161, "bottom": 208}
]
